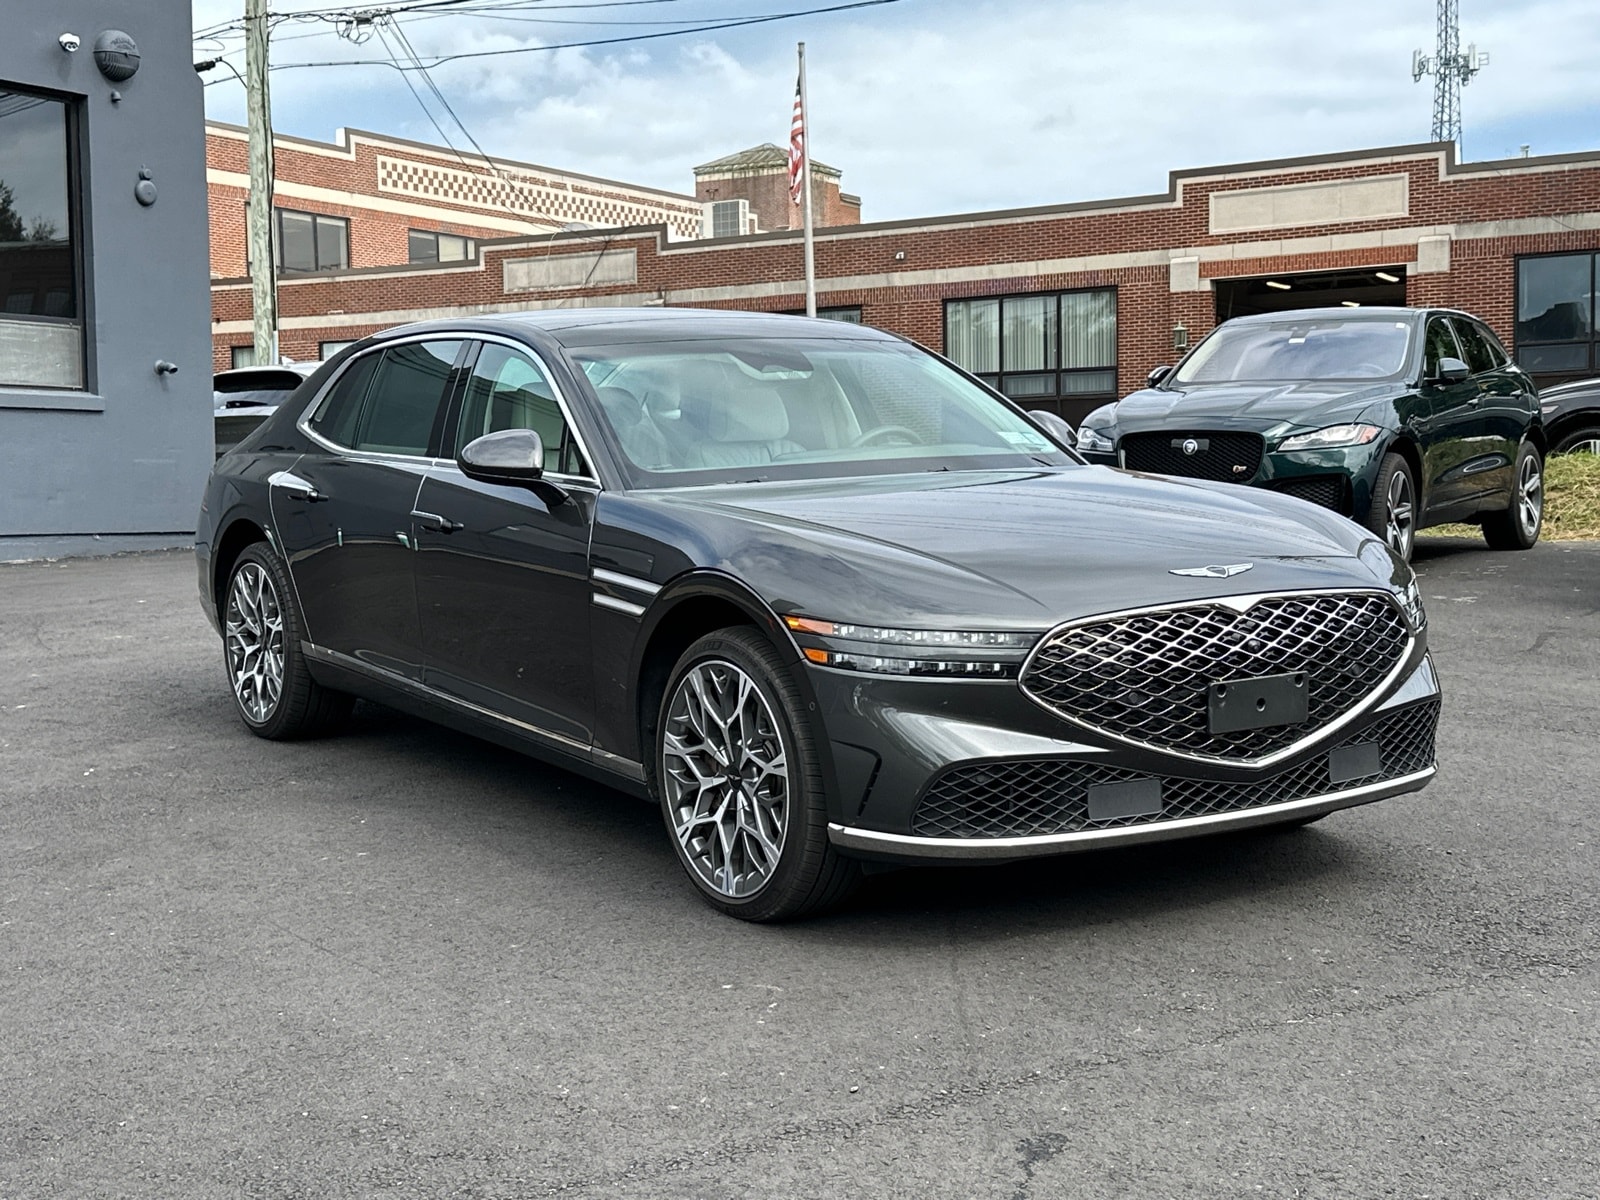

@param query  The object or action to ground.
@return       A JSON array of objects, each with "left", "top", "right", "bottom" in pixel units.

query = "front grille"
[
  {"left": 1273, "top": 475, "right": 1348, "bottom": 513},
  {"left": 1121, "top": 431, "right": 1264, "bottom": 482},
  {"left": 911, "top": 698, "right": 1438, "bottom": 839},
  {"left": 1020, "top": 592, "right": 1412, "bottom": 763}
]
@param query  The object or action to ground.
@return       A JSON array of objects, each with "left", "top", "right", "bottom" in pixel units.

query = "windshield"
[
  {"left": 1172, "top": 319, "right": 1414, "bottom": 385},
  {"left": 571, "top": 336, "right": 1070, "bottom": 486}
]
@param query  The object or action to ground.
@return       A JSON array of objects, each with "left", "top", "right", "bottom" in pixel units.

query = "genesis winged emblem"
[{"left": 1169, "top": 562, "right": 1254, "bottom": 578}]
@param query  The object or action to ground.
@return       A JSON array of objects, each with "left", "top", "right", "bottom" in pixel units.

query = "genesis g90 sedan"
[
  {"left": 196, "top": 310, "right": 1440, "bottom": 920},
  {"left": 1075, "top": 307, "right": 1544, "bottom": 561}
]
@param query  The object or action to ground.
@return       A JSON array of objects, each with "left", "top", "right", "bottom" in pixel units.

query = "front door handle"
[{"left": 411, "top": 509, "right": 463, "bottom": 533}]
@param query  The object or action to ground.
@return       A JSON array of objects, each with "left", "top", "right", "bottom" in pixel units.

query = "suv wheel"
[{"left": 1482, "top": 442, "right": 1543, "bottom": 551}]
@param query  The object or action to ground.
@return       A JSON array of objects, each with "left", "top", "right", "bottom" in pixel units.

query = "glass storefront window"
[
  {"left": 0, "top": 88, "right": 81, "bottom": 390},
  {"left": 1516, "top": 253, "right": 1596, "bottom": 379},
  {"left": 945, "top": 288, "right": 1117, "bottom": 413}
]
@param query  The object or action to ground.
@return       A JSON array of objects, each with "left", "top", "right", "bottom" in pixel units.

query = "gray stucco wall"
[{"left": 1, "top": 1, "right": 211, "bottom": 559}]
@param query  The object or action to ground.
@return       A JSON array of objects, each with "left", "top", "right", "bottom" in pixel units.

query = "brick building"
[
  {"left": 693, "top": 144, "right": 861, "bottom": 235},
  {"left": 211, "top": 139, "right": 1600, "bottom": 423}
]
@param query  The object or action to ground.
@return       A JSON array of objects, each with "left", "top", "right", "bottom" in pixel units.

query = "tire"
[
  {"left": 1364, "top": 452, "right": 1417, "bottom": 563},
  {"left": 1482, "top": 442, "right": 1543, "bottom": 551},
  {"left": 1553, "top": 425, "right": 1600, "bottom": 456},
  {"left": 656, "top": 627, "right": 860, "bottom": 921},
  {"left": 223, "top": 542, "right": 353, "bottom": 739}
]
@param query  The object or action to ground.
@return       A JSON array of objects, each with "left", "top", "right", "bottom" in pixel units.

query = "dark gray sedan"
[{"left": 195, "top": 310, "right": 1439, "bottom": 920}]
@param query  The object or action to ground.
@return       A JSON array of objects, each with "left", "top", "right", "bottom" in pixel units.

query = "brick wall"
[{"left": 213, "top": 142, "right": 1600, "bottom": 402}]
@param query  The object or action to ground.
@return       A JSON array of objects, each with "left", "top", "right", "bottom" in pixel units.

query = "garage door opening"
[{"left": 1214, "top": 267, "right": 1408, "bottom": 321}]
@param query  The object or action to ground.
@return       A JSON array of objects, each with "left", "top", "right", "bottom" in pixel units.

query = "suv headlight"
[
  {"left": 1277, "top": 424, "right": 1383, "bottom": 452},
  {"left": 1077, "top": 426, "right": 1116, "bottom": 454},
  {"left": 783, "top": 616, "right": 1036, "bottom": 677}
]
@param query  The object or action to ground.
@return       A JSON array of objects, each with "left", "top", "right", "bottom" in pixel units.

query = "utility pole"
[{"left": 245, "top": 0, "right": 278, "bottom": 365}]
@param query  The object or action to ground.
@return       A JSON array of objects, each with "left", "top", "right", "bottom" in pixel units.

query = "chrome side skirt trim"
[
  {"left": 301, "top": 642, "right": 646, "bottom": 783},
  {"left": 826, "top": 766, "right": 1435, "bottom": 861}
]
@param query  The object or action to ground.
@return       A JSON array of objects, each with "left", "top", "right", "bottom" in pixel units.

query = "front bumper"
[{"left": 813, "top": 651, "right": 1440, "bottom": 863}]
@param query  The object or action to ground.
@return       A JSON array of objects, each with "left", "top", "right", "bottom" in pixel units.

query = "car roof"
[
  {"left": 1221, "top": 306, "right": 1494, "bottom": 326},
  {"left": 370, "top": 307, "right": 897, "bottom": 349},
  {"left": 213, "top": 363, "right": 321, "bottom": 390}
]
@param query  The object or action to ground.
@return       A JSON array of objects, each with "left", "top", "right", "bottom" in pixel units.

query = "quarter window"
[
  {"left": 1516, "top": 253, "right": 1596, "bottom": 378},
  {"left": 350, "top": 340, "right": 462, "bottom": 456},
  {"left": 306, "top": 350, "right": 380, "bottom": 448},
  {"left": 944, "top": 288, "right": 1116, "bottom": 418},
  {"left": 456, "top": 343, "right": 587, "bottom": 476},
  {"left": 0, "top": 87, "right": 82, "bottom": 390}
]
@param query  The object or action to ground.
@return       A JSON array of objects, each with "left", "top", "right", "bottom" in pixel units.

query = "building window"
[
  {"left": 276, "top": 208, "right": 348, "bottom": 273},
  {"left": 1516, "top": 253, "right": 1596, "bottom": 378},
  {"left": 408, "top": 229, "right": 476, "bottom": 264},
  {"left": 319, "top": 339, "right": 356, "bottom": 359},
  {"left": 782, "top": 305, "right": 864, "bottom": 324},
  {"left": 0, "top": 87, "right": 82, "bottom": 390},
  {"left": 230, "top": 345, "right": 256, "bottom": 369},
  {"left": 945, "top": 288, "right": 1116, "bottom": 415}
]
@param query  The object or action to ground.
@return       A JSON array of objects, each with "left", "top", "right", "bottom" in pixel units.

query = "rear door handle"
[
  {"left": 268, "top": 470, "right": 327, "bottom": 502},
  {"left": 411, "top": 510, "right": 463, "bottom": 533}
]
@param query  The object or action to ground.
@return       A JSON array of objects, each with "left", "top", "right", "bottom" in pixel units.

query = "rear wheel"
[
  {"left": 656, "top": 628, "right": 859, "bottom": 921},
  {"left": 1365, "top": 452, "right": 1416, "bottom": 562},
  {"left": 223, "top": 543, "right": 353, "bottom": 739},
  {"left": 1482, "top": 443, "right": 1543, "bottom": 551}
]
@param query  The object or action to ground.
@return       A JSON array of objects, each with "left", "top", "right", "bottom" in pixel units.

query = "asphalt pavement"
[{"left": 1, "top": 538, "right": 1597, "bottom": 1199}]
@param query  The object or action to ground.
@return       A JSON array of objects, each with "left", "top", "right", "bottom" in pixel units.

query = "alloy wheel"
[
  {"left": 1384, "top": 469, "right": 1414, "bottom": 559},
  {"left": 1516, "top": 452, "right": 1543, "bottom": 539},
  {"left": 225, "top": 561, "right": 285, "bottom": 724},
  {"left": 661, "top": 659, "right": 791, "bottom": 898}
]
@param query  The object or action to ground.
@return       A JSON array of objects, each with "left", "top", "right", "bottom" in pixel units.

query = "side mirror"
[
  {"left": 1147, "top": 364, "right": 1173, "bottom": 388},
  {"left": 1432, "top": 356, "right": 1471, "bottom": 386},
  {"left": 459, "top": 428, "right": 545, "bottom": 484},
  {"left": 1026, "top": 409, "right": 1077, "bottom": 450}
]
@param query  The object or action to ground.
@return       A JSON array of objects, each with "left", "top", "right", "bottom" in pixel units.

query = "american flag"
[{"left": 787, "top": 77, "right": 806, "bottom": 204}]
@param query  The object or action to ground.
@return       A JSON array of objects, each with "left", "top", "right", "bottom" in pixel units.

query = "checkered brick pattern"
[{"left": 376, "top": 156, "right": 702, "bottom": 238}]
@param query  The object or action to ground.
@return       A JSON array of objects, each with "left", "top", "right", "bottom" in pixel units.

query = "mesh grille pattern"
[
  {"left": 1021, "top": 593, "right": 1411, "bottom": 762},
  {"left": 911, "top": 698, "right": 1438, "bottom": 838},
  {"left": 1273, "top": 476, "right": 1347, "bottom": 513},
  {"left": 1121, "top": 431, "right": 1264, "bottom": 482}
]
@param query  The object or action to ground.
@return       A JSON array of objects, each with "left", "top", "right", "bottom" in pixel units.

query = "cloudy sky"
[{"left": 191, "top": 0, "right": 1600, "bottom": 222}]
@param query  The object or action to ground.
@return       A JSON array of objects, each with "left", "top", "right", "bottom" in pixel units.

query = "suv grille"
[
  {"left": 1121, "top": 431, "right": 1264, "bottom": 482},
  {"left": 1020, "top": 592, "right": 1412, "bottom": 763},
  {"left": 911, "top": 698, "right": 1438, "bottom": 839}
]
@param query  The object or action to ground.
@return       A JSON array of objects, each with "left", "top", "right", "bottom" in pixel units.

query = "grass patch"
[{"left": 1422, "top": 452, "right": 1600, "bottom": 542}]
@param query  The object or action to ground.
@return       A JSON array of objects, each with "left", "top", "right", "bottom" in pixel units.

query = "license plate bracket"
[{"left": 1208, "top": 672, "right": 1309, "bottom": 733}]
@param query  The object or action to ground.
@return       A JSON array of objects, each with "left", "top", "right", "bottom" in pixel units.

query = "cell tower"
[{"left": 1412, "top": 0, "right": 1488, "bottom": 147}]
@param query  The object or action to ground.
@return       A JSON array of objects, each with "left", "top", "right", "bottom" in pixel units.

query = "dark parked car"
[
  {"left": 196, "top": 310, "right": 1439, "bottom": 921},
  {"left": 1075, "top": 308, "right": 1544, "bottom": 561},
  {"left": 213, "top": 362, "right": 320, "bottom": 457},
  {"left": 1536, "top": 376, "right": 1600, "bottom": 454}
]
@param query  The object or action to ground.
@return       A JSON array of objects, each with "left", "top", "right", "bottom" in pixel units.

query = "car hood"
[
  {"left": 618, "top": 466, "right": 1400, "bottom": 629},
  {"left": 1110, "top": 381, "right": 1403, "bottom": 431}
]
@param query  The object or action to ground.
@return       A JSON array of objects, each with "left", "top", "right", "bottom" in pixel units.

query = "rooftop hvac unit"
[{"left": 704, "top": 198, "right": 751, "bottom": 239}]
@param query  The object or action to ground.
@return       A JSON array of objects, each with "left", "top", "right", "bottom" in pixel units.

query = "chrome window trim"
[
  {"left": 1017, "top": 587, "right": 1418, "bottom": 771},
  {"left": 293, "top": 331, "right": 603, "bottom": 489},
  {"left": 827, "top": 766, "right": 1435, "bottom": 860}
]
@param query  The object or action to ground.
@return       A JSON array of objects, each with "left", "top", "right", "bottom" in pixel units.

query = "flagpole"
[{"left": 797, "top": 41, "right": 817, "bottom": 318}]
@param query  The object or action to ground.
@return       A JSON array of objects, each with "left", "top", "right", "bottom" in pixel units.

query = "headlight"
[
  {"left": 1077, "top": 426, "right": 1115, "bottom": 454},
  {"left": 783, "top": 616, "right": 1036, "bottom": 677},
  {"left": 1277, "top": 423, "right": 1383, "bottom": 452},
  {"left": 1358, "top": 541, "right": 1427, "bottom": 634},
  {"left": 1398, "top": 575, "right": 1427, "bottom": 634}
]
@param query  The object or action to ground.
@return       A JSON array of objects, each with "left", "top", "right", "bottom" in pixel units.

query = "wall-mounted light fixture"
[
  {"left": 1265, "top": 280, "right": 1292, "bottom": 291},
  {"left": 1172, "top": 321, "right": 1189, "bottom": 350},
  {"left": 892, "top": 250, "right": 906, "bottom": 262}
]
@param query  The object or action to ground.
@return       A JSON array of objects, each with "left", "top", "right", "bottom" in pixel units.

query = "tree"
[{"left": 0, "top": 181, "right": 24, "bottom": 242}]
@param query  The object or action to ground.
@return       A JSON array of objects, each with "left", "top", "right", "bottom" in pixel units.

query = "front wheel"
[
  {"left": 1482, "top": 442, "right": 1543, "bottom": 551},
  {"left": 223, "top": 543, "right": 353, "bottom": 739},
  {"left": 656, "top": 628, "right": 858, "bottom": 921},
  {"left": 1365, "top": 452, "right": 1417, "bottom": 562}
]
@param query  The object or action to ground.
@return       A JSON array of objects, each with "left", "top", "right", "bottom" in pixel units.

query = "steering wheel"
[{"left": 850, "top": 424, "right": 924, "bottom": 448}]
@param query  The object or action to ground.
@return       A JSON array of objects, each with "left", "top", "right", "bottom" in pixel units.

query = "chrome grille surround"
[
  {"left": 911, "top": 698, "right": 1439, "bottom": 839},
  {"left": 1018, "top": 589, "right": 1415, "bottom": 768}
]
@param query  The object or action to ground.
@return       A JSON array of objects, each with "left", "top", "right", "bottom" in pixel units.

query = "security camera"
[{"left": 59, "top": 32, "right": 81, "bottom": 52}]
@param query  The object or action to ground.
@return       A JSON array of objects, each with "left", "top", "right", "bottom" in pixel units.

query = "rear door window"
[{"left": 350, "top": 340, "right": 463, "bottom": 456}]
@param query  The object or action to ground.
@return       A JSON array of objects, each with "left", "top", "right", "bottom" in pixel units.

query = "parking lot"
[{"left": 2, "top": 540, "right": 1598, "bottom": 1199}]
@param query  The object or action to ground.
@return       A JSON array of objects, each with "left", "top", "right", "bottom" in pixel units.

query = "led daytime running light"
[{"left": 783, "top": 615, "right": 1034, "bottom": 649}]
